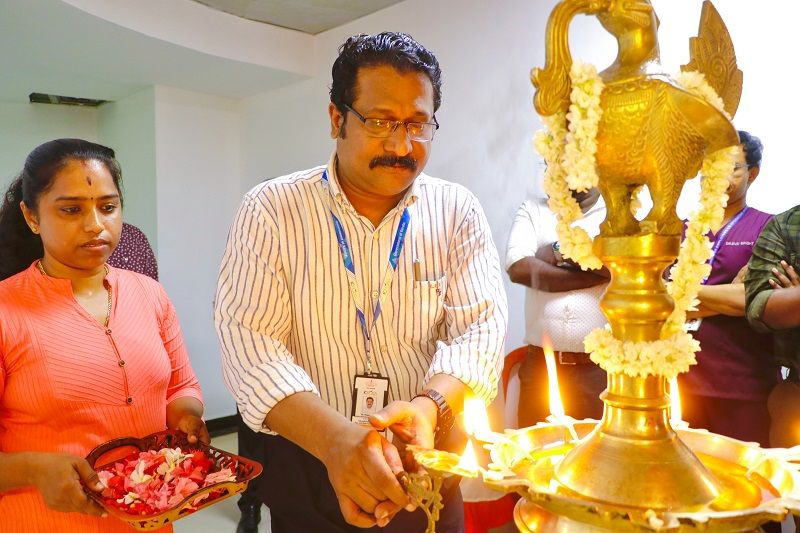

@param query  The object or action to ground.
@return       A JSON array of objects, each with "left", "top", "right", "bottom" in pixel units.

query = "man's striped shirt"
[{"left": 215, "top": 157, "right": 507, "bottom": 431}]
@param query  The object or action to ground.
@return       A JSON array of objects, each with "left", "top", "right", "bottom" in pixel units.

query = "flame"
[
  {"left": 542, "top": 336, "right": 565, "bottom": 417},
  {"left": 669, "top": 378, "right": 682, "bottom": 423},
  {"left": 457, "top": 439, "right": 480, "bottom": 471},
  {"left": 463, "top": 397, "right": 490, "bottom": 437}
]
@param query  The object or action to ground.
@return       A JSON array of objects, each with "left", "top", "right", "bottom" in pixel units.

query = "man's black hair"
[
  {"left": 330, "top": 32, "right": 442, "bottom": 117},
  {"left": 738, "top": 130, "right": 763, "bottom": 168}
]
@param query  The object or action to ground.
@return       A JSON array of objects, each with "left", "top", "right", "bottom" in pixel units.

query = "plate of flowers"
[{"left": 84, "top": 429, "right": 262, "bottom": 530}]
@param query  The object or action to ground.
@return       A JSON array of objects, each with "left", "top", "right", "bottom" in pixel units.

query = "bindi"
[{"left": 86, "top": 175, "right": 92, "bottom": 186}]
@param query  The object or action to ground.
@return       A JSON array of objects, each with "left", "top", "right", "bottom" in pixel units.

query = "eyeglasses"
[
  {"left": 342, "top": 104, "right": 439, "bottom": 142},
  {"left": 733, "top": 163, "right": 749, "bottom": 172}
]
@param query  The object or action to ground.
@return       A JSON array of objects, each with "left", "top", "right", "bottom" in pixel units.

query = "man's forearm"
[
  {"left": 265, "top": 392, "right": 356, "bottom": 461},
  {"left": 762, "top": 286, "right": 800, "bottom": 329},
  {"left": 695, "top": 283, "right": 745, "bottom": 317},
  {"left": 686, "top": 305, "right": 720, "bottom": 319},
  {"left": 508, "top": 257, "right": 607, "bottom": 292}
]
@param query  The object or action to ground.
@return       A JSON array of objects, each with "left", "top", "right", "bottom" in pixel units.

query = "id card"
[
  {"left": 684, "top": 318, "right": 702, "bottom": 332},
  {"left": 351, "top": 374, "right": 390, "bottom": 426}
]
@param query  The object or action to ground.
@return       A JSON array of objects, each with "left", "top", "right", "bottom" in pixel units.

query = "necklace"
[{"left": 37, "top": 260, "right": 112, "bottom": 328}]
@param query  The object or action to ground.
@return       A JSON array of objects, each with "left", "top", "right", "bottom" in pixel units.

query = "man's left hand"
[
  {"left": 369, "top": 401, "right": 434, "bottom": 520},
  {"left": 369, "top": 400, "right": 436, "bottom": 468},
  {"left": 535, "top": 242, "right": 557, "bottom": 265}
]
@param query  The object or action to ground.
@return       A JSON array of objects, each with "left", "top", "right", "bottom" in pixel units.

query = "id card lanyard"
[
  {"left": 702, "top": 206, "right": 748, "bottom": 285},
  {"left": 322, "top": 170, "right": 410, "bottom": 375}
]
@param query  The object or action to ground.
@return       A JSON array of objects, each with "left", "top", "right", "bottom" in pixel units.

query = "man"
[
  {"left": 215, "top": 32, "right": 507, "bottom": 532},
  {"left": 678, "top": 131, "right": 778, "bottom": 446},
  {"left": 746, "top": 203, "right": 800, "bottom": 447},
  {"left": 506, "top": 188, "right": 608, "bottom": 427}
]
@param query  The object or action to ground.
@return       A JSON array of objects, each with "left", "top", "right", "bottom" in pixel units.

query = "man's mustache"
[{"left": 369, "top": 155, "right": 417, "bottom": 171}]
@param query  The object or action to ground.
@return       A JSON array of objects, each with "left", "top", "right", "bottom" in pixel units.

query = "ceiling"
[
  {"left": 0, "top": 0, "right": 403, "bottom": 105},
  {"left": 192, "top": 0, "right": 404, "bottom": 34}
]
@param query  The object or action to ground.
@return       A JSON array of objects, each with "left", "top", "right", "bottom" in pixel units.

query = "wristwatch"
[
  {"left": 552, "top": 241, "right": 565, "bottom": 266},
  {"left": 413, "top": 389, "right": 454, "bottom": 447}
]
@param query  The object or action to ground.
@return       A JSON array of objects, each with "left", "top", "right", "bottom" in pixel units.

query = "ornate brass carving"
[
  {"left": 533, "top": 0, "right": 739, "bottom": 237},
  {"left": 397, "top": 467, "right": 444, "bottom": 533},
  {"left": 682, "top": 1, "right": 743, "bottom": 118}
]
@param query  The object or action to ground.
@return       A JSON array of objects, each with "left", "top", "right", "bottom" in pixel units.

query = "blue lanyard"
[
  {"left": 703, "top": 206, "right": 748, "bottom": 284},
  {"left": 322, "top": 170, "right": 410, "bottom": 373}
]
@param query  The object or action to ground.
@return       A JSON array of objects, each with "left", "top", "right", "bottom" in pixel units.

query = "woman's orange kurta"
[{"left": 0, "top": 263, "right": 203, "bottom": 532}]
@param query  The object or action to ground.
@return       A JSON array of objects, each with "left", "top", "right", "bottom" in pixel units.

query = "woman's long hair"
[{"left": 0, "top": 139, "right": 123, "bottom": 280}]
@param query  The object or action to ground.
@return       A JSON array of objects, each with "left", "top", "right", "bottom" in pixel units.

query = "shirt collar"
[
  {"left": 27, "top": 259, "right": 118, "bottom": 294},
  {"left": 324, "top": 151, "right": 422, "bottom": 215}
]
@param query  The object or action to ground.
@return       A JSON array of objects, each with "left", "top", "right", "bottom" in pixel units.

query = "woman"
[{"left": 0, "top": 139, "right": 208, "bottom": 532}]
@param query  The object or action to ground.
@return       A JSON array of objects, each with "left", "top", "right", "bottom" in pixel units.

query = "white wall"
[
  {"left": 239, "top": 79, "right": 331, "bottom": 187},
  {"left": 154, "top": 86, "right": 242, "bottom": 419},
  {"left": 97, "top": 88, "right": 158, "bottom": 247},
  {"left": 0, "top": 102, "right": 97, "bottom": 189}
]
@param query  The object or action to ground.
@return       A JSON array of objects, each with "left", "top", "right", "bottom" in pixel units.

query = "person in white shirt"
[
  {"left": 215, "top": 32, "right": 507, "bottom": 532},
  {"left": 506, "top": 189, "right": 608, "bottom": 427}
]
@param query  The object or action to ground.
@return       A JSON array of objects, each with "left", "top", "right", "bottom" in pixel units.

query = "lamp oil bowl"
[
  {"left": 491, "top": 423, "right": 800, "bottom": 532},
  {"left": 410, "top": 422, "right": 800, "bottom": 532}
]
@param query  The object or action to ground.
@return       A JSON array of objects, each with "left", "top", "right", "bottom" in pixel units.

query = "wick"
[{"left": 546, "top": 414, "right": 580, "bottom": 442}]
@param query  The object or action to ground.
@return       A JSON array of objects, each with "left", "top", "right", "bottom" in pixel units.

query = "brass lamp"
[{"left": 409, "top": 1, "right": 800, "bottom": 531}]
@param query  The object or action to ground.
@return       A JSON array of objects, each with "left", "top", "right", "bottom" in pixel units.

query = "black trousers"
[
  {"left": 237, "top": 410, "right": 270, "bottom": 512},
  {"left": 257, "top": 433, "right": 464, "bottom": 533},
  {"left": 517, "top": 345, "right": 607, "bottom": 428}
]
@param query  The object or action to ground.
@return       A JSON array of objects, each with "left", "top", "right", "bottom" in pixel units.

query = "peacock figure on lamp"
[
  {"left": 408, "top": 1, "right": 800, "bottom": 531},
  {"left": 534, "top": 0, "right": 741, "bottom": 238}
]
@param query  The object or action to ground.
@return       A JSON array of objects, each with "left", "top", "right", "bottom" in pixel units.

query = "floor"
[{"left": 174, "top": 432, "right": 271, "bottom": 533}]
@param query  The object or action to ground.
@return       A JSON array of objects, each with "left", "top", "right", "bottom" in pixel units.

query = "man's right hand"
[
  {"left": 319, "top": 423, "right": 410, "bottom": 528},
  {"left": 29, "top": 452, "right": 107, "bottom": 516}
]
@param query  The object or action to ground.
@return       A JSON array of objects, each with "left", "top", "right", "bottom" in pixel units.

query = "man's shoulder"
[
  {"left": 773, "top": 205, "right": 800, "bottom": 228},
  {"left": 741, "top": 207, "right": 773, "bottom": 234},
  {"left": 245, "top": 165, "right": 326, "bottom": 199},
  {"left": 513, "top": 197, "right": 551, "bottom": 219},
  {"left": 416, "top": 173, "right": 469, "bottom": 192},
  {"left": 745, "top": 206, "right": 773, "bottom": 222},
  {"left": 414, "top": 173, "right": 483, "bottom": 209}
]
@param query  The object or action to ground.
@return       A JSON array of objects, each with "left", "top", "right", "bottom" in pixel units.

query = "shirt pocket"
[{"left": 411, "top": 274, "right": 447, "bottom": 326}]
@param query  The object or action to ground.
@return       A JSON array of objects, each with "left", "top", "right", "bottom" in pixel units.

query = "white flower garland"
[
  {"left": 662, "top": 143, "right": 737, "bottom": 337},
  {"left": 584, "top": 328, "right": 702, "bottom": 379},
  {"left": 535, "top": 67, "right": 737, "bottom": 379},
  {"left": 534, "top": 61, "right": 604, "bottom": 271}
]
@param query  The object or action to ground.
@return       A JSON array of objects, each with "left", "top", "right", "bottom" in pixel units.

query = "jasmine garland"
[{"left": 534, "top": 64, "right": 737, "bottom": 379}]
